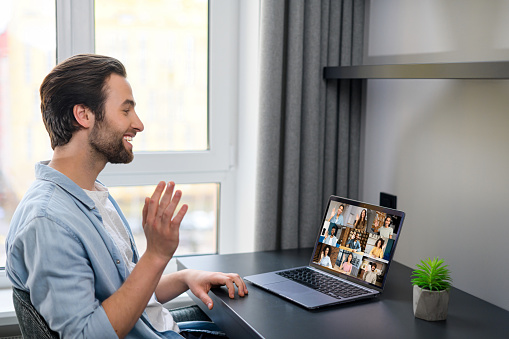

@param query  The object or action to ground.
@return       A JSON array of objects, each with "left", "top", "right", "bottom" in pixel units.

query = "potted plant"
[{"left": 411, "top": 257, "right": 452, "bottom": 321}]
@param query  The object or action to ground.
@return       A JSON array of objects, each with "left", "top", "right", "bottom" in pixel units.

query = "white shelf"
[{"left": 324, "top": 61, "right": 509, "bottom": 79}]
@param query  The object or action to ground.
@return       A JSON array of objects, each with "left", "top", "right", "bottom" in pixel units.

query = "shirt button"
[{"left": 116, "top": 260, "right": 120, "bottom": 264}]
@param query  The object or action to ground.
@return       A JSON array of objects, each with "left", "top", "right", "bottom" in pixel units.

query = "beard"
[{"left": 89, "top": 120, "right": 134, "bottom": 164}]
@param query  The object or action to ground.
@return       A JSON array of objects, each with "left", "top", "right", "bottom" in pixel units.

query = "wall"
[
  {"left": 361, "top": 0, "right": 509, "bottom": 311},
  {"left": 232, "top": 0, "right": 259, "bottom": 253}
]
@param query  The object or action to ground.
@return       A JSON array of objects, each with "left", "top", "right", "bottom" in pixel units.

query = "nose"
[{"left": 132, "top": 110, "right": 144, "bottom": 132}]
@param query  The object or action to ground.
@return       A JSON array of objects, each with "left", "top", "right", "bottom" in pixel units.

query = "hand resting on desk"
[{"left": 184, "top": 269, "right": 249, "bottom": 310}]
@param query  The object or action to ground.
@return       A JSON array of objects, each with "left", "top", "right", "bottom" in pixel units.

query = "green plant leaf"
[{"left": 411, "top": 257, "right": 452, "bottom": 291}]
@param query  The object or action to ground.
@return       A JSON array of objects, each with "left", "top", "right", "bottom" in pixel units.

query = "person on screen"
[
  {"left": 319, "top": 245, "right": 333, "bottom": 268},
  {"left": 345, "top": 231, "right": 356, "bottom": 248},
  {"left": 4, "top": 54, "right": 247, "bottom": 339},
  {"left": 339, "top": 253, "right": 354, "bottom": 274},
  {"left": 369, "top": 238, "right": 385, "bottom": 259},
  {"left": 346, "top": 233, "right": 362, "bottom": 253},
  {"left": 328, "top": 204, "right": 344, "bottom": 227},
  {"left": 323, "top": 226, "right": 338, "bottom": 246},
  {"left": 363, "top": 262, "right": 378, "bottom": 284},
  {"left": 379, "top": 216, "right": 394, "bottom": 239},
  {"left": 354, "top": 209, "right": 367, "bottom": 231}
]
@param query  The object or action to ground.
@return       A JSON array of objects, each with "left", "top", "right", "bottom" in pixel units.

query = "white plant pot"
[{"left": 413, "top": 285, "right": 450, "bottom": 321}]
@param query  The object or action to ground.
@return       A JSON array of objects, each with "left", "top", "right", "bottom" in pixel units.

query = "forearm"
[
  {"left": 102, "top": 252, "right": 167, "bottom": 339},
  {"left": 156, "top": 269, "right": 248, "bottom": 310},
  {"left": 154, "top": 269, "right": 191, "bottom": 304}
]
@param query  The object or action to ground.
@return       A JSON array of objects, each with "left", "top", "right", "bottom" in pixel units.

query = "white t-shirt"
[
  {"left": 324, "top": 235, "right": 338, "bottom": 247},
  {"left": 84, "top": 183, "right": 179, "bottom": 333}
]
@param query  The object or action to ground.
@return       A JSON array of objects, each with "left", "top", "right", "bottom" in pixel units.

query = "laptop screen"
[{"left": 309, "top": 196, "right": 405, "bottom": 291}]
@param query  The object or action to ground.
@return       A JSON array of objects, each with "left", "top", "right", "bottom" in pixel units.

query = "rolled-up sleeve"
[{"left": 8, "top": 215, "right": 118, "bottom": 339}]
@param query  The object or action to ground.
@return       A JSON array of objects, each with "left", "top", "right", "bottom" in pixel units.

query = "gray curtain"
[{"left": 255, "top": 0, "right": 364, "bottom": 251}]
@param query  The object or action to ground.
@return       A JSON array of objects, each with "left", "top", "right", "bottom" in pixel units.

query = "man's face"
[
  {"left": 89, "top": 74, "right": 144, "bottom": 164},
  {"left": 371, "top": 265, "right": 376, "bottom": 271}
]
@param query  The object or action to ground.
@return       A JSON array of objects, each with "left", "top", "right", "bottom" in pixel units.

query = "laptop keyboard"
[{"left": 276, "top": 267, "right": 371, "bottom": 300}]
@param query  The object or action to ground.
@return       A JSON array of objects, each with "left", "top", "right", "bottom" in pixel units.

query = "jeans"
[{"left": 178, "top": 321, "right": 227, "bottom": 339}]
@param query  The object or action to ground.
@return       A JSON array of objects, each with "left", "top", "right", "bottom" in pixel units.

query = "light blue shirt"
[
  {"left": 330, "top": 214, "right": 343, "bottom": 226},
  {"left": 5, "top": 163, "right": 181, "bottom": 338}
]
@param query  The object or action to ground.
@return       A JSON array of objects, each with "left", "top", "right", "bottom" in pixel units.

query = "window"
[
  {"left": 94, "top": 0, "right": 209, "bottom": 152},
  {"left": 0, "top": 0, "right": 56, "bottom": 269},
  {"left": 108, "top": 183, "right": 218, "bottom": 257},
  {"left": 0, "top": 0, "right": 253, "bottom": 278},
  {"left": 94, "top": 0, "right": 219, "bottom": 257}
]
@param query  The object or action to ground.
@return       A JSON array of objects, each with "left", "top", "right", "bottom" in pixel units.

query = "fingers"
[
  {"left": 142, "top": 197, "right": 149, "bottom": 227},
  {"left": 160, "top": 187, "right": 181, "bottom": 226},
  {"left": 172, "top": 203, "right": 189, "bottom": 226},
  {"left": 188, "top": 271, "right": 248, "bottom": 313},
  {"left": 224, "top": 277, "right": 236, "bottom": 299},
  {"left": 196, "top": 292, "right": 214, "bottom": 310},
  {"left": 145, "top": 181, "right": 166, "bottom": 226},
  {"left": 222, "top": 274, "right": 248, "bottom": 298},
  {"left": 157, "top": 182, "right": 175, "bottom": 219},
  {"left": 145, "top": 181, "right": 186, "bottom": 228}
]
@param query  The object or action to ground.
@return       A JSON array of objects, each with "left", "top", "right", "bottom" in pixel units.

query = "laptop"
[{"left": 244, "top": 195, "right": 405, "bottom": 309}]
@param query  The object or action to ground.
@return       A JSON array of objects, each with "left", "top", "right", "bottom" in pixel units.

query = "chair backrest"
[{"left": 12, "top": 287, "right": 59, "bottom": 339}]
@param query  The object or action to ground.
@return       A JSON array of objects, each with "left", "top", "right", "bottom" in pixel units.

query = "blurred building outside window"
[{"left": 0, "top": 0, "right": 219, "bottom": 269}]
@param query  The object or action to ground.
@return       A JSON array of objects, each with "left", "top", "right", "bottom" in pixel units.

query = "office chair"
[
  {"left": 168, "top": 304, "right": 211, "bottom": 323},
  {"left": 12, "top": 286, "right": 210, "bottom": 337},
  {"left": 12, "top": 287, "right": 59, "bottom": 339}
]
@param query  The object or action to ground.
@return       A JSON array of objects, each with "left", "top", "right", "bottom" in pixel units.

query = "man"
[
  {"left": 323, "top": 226, "right": 338, "bottom": 247},
  {"left": 5, "top": 54, "right": 247, "bottom": 338},
  {"left": 363, "top": 262, "right": 378, "bottom": 285},
  {"left": 346, "top": 233, "right": 362, "bottom": 253},
  {"left": 345, "top": 231, "right": 356, "bottom": 248}
]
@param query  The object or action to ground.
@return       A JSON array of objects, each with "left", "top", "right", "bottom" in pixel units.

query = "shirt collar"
[{"left": 35, "top": 161, "right": 97, "bottom": 210}]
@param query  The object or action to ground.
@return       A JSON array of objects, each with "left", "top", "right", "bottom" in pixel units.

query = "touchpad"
[{"left": 266, "top": 280, "right": 311, "bottom": 296}]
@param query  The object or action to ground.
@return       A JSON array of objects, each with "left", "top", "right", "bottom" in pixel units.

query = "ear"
[{"left": 73, "top": 104, "right": 95, "bottom": 128}]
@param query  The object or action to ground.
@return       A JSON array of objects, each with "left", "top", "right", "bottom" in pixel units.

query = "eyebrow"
[{"left": 122, "top": 99, "right": 136, "bottom": 107}]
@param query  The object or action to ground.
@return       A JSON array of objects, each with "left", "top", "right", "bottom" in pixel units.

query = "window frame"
[
  {"left": 96, "top": 0, "right": 240, "bottom": 254},
  {"left": 0, "top": 0, "right": 255, "bottom": 287}
]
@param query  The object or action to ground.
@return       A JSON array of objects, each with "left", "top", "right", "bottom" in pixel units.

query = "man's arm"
[
  {"left": 102, "top": 181, "right": 187, "bottom": 338},
  {"left": 155, "top": 269, "right": 248, "bottom": 310},
  {"left": 8, "top": 218, "right": 120, "bottom": 339},
  {"left": 102, "top": 181, "right": 248, "bottom": 337}
]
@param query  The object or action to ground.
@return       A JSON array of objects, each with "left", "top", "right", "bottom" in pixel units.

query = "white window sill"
[{"left": 0, "top": 288, "right": 17, "bottom": 327}]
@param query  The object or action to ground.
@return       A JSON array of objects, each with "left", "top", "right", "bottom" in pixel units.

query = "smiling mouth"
[{"left": 124, "top": 136, "right": 133, "bottom": 142}]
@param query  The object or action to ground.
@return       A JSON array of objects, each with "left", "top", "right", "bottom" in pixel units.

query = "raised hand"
[{"left": 142, "top": 181, "right": 188, "bottom": 264}]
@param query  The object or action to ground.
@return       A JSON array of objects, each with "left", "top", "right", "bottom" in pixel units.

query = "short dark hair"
[{"left": 40, "top": 54, "right": 127, "bottom": 149}]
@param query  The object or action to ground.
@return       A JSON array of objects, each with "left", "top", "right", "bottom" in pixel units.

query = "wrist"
[
  {"left": 140, "top": 250, "right": 171, "bottom": 272},
  {"left": 178, "top": 269, "right": 196, "bottom": 286}
]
